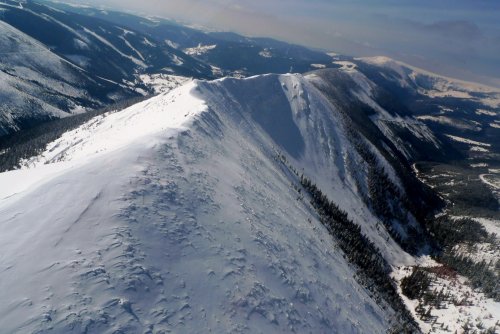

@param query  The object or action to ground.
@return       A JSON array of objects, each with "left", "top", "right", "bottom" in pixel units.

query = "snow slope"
[
  {"left": 0, "top": 20, "right": 102, "bottom": 135},
  {"left": 0, "top": 75, "right": 416, "bottom": 333},
  {"left": 0, "top": 17, "right": 141, "bottom": 136}
]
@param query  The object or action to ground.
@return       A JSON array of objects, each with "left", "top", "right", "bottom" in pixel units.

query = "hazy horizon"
[{"left": 53, "top": 0, "right": 500, "bottom": 87}]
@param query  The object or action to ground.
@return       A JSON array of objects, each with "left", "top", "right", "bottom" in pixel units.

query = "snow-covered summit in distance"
[{"left": 358, "top": 56, "right": 500, "bottom": 101}]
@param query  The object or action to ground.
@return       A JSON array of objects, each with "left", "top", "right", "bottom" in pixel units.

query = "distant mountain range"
[{"left": 45, "top": 2, "right": 337, "bottom": 76}]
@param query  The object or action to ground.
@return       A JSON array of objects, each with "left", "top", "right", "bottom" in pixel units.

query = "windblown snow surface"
[{"left": 0, "top": 74, "right": 414, "bottom": 333}]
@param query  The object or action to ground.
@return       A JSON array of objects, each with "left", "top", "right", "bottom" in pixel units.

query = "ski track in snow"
[
  {"left": 119, "top": 35, "right": 145, "bottom": 61},
  {"left": 0, "top": 74, "right": 418, "bottom": 333},
  {"left": 82, "top": 27, "right": 146, "bottom": 68}
]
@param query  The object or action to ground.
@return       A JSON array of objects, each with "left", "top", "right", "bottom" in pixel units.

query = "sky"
[{"left": 75, "top": 0, "right": 500, "bottom": 87}]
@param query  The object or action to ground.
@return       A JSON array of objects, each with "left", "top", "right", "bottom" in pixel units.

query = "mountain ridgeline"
[{"left": 0, "top": 72, "right": 432, "bottom": 333}]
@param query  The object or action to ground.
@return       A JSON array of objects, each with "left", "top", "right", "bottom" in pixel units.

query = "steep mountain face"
[
  {"left": 0, "top": 73, "right": 432, "bottom": 333},
  {"left": 310, "top": 62, "right": 500, "bottom": 333}
]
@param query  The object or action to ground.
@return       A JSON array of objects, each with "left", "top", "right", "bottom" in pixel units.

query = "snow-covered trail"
[{"left": 0, "top": 75, "right": 408, "bottom": 333}]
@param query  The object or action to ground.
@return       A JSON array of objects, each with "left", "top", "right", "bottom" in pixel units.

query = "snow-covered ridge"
[
  {"left": 0, "top": 80, "right": 203, "bottom": 202},
  {"left": 24, "top": 81, "right": 204, "bottom": 167},
  {"left": 0, "top": 74, "right": 418, "bottom": 333}
]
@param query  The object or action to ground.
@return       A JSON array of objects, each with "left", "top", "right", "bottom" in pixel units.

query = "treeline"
[
  {"left": 299, "top": 174, "right": 418, "bottom": 331},
  {"left": 401, "top": 265, "right": 498, "bottom": 332},
  {"left": 276, "top": 153, "right": 419, "bottom": 332},
  {"left": 0, "top": 95, "right": 150, "bottom": 172},
  {"left": 401, "top": 266, "right": 460, "bottom": 310},
  {"left": 300, "top": 174, "right": 389, "bottom": 277}
]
